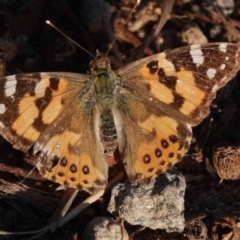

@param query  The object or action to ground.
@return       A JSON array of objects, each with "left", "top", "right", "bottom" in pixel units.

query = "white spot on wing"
[
  {"left": 34, "top": 77, "right": 48, "bottom": 97},
  {"left": 211, "top": 84, "right": 219, "bottom": 93},
  {"left": 4, "top": 77, "right": 17, "bottom": 97},
  {"left": 0, "top": 103, "right": 6, "bottom": 114},
  {"left": 33, "top": 142, "right": 52, "bottom": 155},
  {"left": 190, "top": 45, "right": 204, "bottom": 65},
  {"left": 225, "top": 56, "right": 229, "bottom": 61},
  {"left": 219, "top": 43, "right": 227, "bottom": 53},
  {"left": 0, "top": 121, "right": 5, "bottom": 128},
  {"left": 190, "top": 44, "right": 201, "bottom": 53},
  {"left": 33, "top": 142, "right": 42, "bottom": 155},
  {"left": 220, "top": 64, "right": 226, "bottom": 70},
  {"left": 207, "top": 68, "right": 217, "bottom": 79},
  {"left": 186, "top": 124, "right": 193, "bottom": 141},
  {"left": 192, "top": 56, "right": 204, "bottom": 65}
]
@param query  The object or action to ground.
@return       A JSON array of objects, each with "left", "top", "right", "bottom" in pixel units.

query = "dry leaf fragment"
[
  {"left": 213, "top": 144, "right": 240, "bottom": 181},
  {"left": 211, "top": 214, "right": 240, "bottom": 240}
]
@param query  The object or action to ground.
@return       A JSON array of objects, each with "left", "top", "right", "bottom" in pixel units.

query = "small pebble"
[{"left": 82, "top": 217, "right": 129, "bottom": 240}]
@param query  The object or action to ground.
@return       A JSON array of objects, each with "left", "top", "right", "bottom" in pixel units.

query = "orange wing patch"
[
  {"left": 138, "top": 59, "right": 206, "bottom": 117},
  {"left": 12, "top": 93, "right": 41, "bottom": 141},
  {"left": 10, "top": 76, "right": 70, "bottom": 144},
  {"left": 174, "top": 68, "right": 205, "bottom": 116},
  {"left": 138, "top": 54, "right": 177, "bottom": 105}
]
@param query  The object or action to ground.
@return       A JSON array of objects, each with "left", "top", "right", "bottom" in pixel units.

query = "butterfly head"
[{"left": 90, "top": 51, "right": 111, "bottom": 74}]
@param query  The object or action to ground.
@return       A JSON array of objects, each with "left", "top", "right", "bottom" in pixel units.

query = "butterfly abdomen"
[{"left": 99, "top": 111, "right": 118, "bottom": 156}]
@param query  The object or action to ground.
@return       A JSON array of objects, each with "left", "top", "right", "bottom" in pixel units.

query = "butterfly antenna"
[
  {"left": 105, "top": 0, "right": 141, "bottom": 57},
  {"left": 46, "top": 20, "right": 96, "bottom": 60}
]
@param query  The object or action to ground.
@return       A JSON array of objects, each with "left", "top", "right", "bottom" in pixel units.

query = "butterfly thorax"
[
  {"left": 94, "top": 71, "right": 115, "bottom": 108},
  {"left": 90, "top": 57, "right": 119, "bottom": 163}
]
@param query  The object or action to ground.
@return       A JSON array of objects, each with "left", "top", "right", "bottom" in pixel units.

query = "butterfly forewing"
[
  {"left": 116, "top": 43, "right": 240, "bottom": 125},
  {"left": 0, "top": 72, "right": 108, "bottom": 192}
]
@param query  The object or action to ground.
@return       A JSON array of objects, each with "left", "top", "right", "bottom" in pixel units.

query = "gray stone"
[
  {"left": 82, "top": 217, "right": 129, "bottom": 240},
  {"left": 108, "top": 168, "right": 186, "bottom": 233}
]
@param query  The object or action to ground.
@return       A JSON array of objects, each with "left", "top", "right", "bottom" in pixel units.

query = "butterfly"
[{"left": 0, "top": 43, "right": 239, "bottom": 193}]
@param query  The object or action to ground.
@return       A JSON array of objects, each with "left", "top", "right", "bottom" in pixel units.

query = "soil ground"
[{"left": 1, "top": 0, "right": 240, "bottom": 239}]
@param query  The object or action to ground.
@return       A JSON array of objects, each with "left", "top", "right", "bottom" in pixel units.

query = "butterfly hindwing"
[{"left": 115, "top": 88, "right": 192, "bottom": 182}]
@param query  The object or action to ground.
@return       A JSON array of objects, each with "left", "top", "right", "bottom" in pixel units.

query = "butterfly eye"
[{"left": 89, "top": 60, "right": 97, "bottom": 71}]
